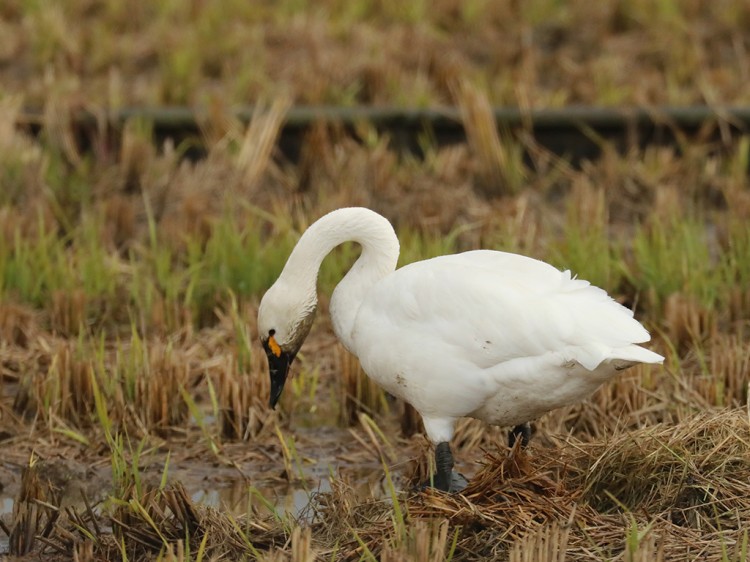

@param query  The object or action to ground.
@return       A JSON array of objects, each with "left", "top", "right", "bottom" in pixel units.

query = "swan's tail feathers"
[{"left": 609, "top": 345, "right": 665, "bottom": 371}]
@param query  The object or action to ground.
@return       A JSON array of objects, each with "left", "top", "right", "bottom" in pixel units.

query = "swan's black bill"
[{"left": 267, "top": 350, "right": 294, "bottom": 409}]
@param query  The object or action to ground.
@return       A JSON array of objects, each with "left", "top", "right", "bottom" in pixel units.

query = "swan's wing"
[{"left": 355, "top": 250, "right": 656, "bottom": 371}]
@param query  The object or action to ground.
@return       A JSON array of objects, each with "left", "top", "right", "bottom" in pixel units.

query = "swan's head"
[{"left": 257, "top": 281, "right": 317, "bottom": 409}]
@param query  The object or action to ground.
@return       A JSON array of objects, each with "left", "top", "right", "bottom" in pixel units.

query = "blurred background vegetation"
[{"left": 0, "top": 1, "right": 749, "bottom": 560}]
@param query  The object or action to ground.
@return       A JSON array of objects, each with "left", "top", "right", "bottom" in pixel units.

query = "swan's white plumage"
[{"left": 258, "top": 207, "right": 664, "bottom": 445}]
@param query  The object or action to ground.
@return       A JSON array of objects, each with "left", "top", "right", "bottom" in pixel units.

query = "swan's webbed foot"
[
  {"left": 419, "top": 441, "right": 468, "bottom": 493},
  {"left": 508, "top": 422, "right": 533, "bottom": 449},
  {"left": 446, "top": 470, "right": 469, "bottom": 492}
]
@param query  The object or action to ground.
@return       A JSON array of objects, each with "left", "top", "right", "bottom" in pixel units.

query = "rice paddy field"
[{"left": 1, "top": 0, "right": 750, "bottom": 560}]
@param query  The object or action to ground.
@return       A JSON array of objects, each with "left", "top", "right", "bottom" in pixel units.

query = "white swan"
[{"left": 257, "top": 207, "right": 664, "bottom": 491}]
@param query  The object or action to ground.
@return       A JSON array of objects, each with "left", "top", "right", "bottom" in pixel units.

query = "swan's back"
[{"left": 353, "top": 250, "right": 658, "bottom": 372}]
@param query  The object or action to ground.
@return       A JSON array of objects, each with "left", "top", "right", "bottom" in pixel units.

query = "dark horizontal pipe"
[
  {"left": 17, "top": 105, "right": 750, "bottom": 163},
  {"left": 18, "top": 104, "right": 750, "bottom": 129}
]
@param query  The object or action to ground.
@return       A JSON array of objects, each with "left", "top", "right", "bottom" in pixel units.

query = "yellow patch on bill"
[{"left": 268, "top": 335, "right": 282, "bottom": 357}]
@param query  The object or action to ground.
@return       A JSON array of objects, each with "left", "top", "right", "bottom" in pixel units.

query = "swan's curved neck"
[{"left": 277, "top": 208, "right": 400, "bottom": 352}]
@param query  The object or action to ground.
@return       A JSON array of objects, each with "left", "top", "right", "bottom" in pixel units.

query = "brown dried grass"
[
  {"left": 7, "top": 1, "right": 750, "bottom": 108},
  {"left": 11, "top": 338, "right": 192, "bottom": 431},
  {"left": 132, "top": 342, "right": 192, "bottom": 430},
  {"left": 301, "top": 408, "right": 748, "bottom": 561},
  {"left": 2, "top": 456, "right": 60, "bottom": 557},
  {"left": 412, "top": 409, "right": 749, "bottom": 561},
  {"left": 215, "top": 354, "right": 271, "bottom": 440},
  {"left": 2, "top": 407, "right": 748, "bottom": 561},
  {"left": 13, "top": 339, "right": 95, "bottom": 427},
  {"left": 456, "top": 79, "right": 527, "bottom": 197}
]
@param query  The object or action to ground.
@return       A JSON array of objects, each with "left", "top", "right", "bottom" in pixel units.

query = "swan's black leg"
[
  {"left": 508, "top": 422, "right": 532, "bottom": 449},
  {"left": 433, "top": 442, "right": 453, "bottom": 491},
  {"left": 437, "top": 442, "right": 469, "bottom": 492},
  {"left": 422, "top": 442, "right": 468, "bottom": 492}
]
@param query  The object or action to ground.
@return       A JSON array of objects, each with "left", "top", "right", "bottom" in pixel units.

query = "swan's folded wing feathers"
[{"left": 359, "top": 250, "right": 653, "bottom": 371}]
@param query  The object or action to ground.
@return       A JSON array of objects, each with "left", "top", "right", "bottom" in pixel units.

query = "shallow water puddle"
[
  {"left": 191, "top": 481, "right": 328, "bottom": 519},
  {"left": 0, "top": 459, "right": 389, "bottom": 556},
  {"left": 0, "top": 423, "right": 400, "bottom": 556},
  {"left": 0, "top": 496, "right": 11, "bottom": 517},
  {"left": 188, "top": 459, "right": 388, "bottom": 521}
]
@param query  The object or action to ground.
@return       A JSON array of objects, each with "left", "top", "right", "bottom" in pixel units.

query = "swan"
[{"left": 257, "top": 207, "right": 664, "bottom": 492}]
